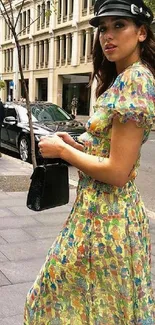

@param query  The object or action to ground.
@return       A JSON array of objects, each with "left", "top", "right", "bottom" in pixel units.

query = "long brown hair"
[{"left": 90, "top": 20, "right": 155, "bottom": 98}]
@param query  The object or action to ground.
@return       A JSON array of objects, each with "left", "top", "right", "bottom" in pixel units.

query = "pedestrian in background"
[
  {"left": 71, "top": 94, "right": 78, "bottom": 117},
  {"left": 0, "top": 99, "right": 5, "bottom": 158},
  {"left": 24, "top": 0, "right": 155, "bottom": 323}
]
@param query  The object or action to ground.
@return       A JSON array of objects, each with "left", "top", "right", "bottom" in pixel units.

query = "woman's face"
[{"left": 98, "top": 16, "right": 147, "bottom": 73}]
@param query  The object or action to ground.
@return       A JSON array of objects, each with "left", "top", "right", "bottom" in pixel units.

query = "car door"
[{"left": 1, "top": 105, "right": 19, "bottom": 150}]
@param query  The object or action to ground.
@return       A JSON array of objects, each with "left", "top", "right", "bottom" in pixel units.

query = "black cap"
[{"left": 89, "top": 0, "right": 154, "bottom": 27}]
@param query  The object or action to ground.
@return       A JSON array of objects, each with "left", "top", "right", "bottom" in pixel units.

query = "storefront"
[
  {"left": 62, "top": 74, "right": 91, "bottom": 116},
  {"left": 37, "top": 78, "right": 48, "bottom": 101},
  {"left": 5, "top": 80, "right": 14, "bottom": 101},
  {"left": 20, "top": 79, "right": 29, "bottom": 99}
]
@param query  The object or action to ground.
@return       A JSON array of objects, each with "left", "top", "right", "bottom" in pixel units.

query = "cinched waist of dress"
[{"left": 78, "top": 170, "right": 137, "bottom": 195}]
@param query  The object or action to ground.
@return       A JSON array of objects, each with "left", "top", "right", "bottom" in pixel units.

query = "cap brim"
[{"left": 89, "top": 12, "right": 134, "bottom": 27}]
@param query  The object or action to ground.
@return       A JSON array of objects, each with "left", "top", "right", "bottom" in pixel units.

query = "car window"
[
  {"left": 5, "top": 107, "right": 17, "bottom": 119},
  {"left": 17, "top": 106, "right": 37, "bottom": 122},
  {"left": 31, "top": 104, "right": 71, "bottom": 122}
]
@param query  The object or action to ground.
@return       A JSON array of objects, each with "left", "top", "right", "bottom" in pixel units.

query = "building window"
[
  {"left": 82, "top": 0, "right": 88, "bottom": 16},
  {"left": 56, "top": 36, "right": 60, "bottom": 66},
  {"left": 57, "top": 0, "right": 73, "bottom": 24},
  {"left": 36, "top": 41, "right": 39, "bottom": 68},
  {"left": 63, "top": 0, "right": 67, "bottom": 22},
  {"left": 27, "top": 10, "right": 30, "bottom": 33},
  {"left": 61, "top": 35, "right": 66, "bottom": 65},
  {"left": 46, "top": 1, "right": 50, "bottom": 27},
  {"left": 4, "top": 48, "right": 13, "bottom": 72},
  {"left": 23, "top": 12, "right": 26, "bottom": 34},
  {"left": 37, "top": 5, "right": 41, "bottom": 30},
  {"left": 58, "top": 0, "right": 62, "bottom": 24},
  {"left": 90, "top": 29, "right": 94, "bottom": 55},
  {"left": 80, "top": 30, "right": 86, "bottom": 63},
  {"left": 41, "top": 2, "right": 46, "bottom": 29},
  {"left": 5, "top": 21, "right": 11, "bottom": 40},
  {"left": 69, "top": 0, "right": 74, "bottom": 19},
  {"left": 45, "top": 40, "right": 49, "bottom": 67},
  {"left": 84, "top": 0, "right": 88, "bottom": 8},
  {"left": 68, "top": 33, "right": 72, "bottom": 64},
  {"left": 19, "top": 13, "right": 22, "bottom": 35}
]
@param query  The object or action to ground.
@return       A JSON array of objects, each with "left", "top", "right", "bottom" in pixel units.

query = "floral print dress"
[{"left": 24, "top": 62, "right": 155, "bottom": 325}]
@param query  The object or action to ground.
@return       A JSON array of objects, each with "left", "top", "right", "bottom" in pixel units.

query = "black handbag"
[{"left": 26, "top": 163, "right": 69, "bottom": 211}]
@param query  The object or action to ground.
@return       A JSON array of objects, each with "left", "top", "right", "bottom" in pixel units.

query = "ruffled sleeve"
[{"left": 107, "top": 66, "right": 155, "bottom": 129}]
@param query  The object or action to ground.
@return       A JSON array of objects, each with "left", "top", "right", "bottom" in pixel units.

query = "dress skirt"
[{"left": 24, "top": 173, "right": 155, "bottom": 325}]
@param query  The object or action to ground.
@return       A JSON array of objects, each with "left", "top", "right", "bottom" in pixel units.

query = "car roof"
[{"left": 5, "top": 101, "right": 59, "bottom": 106}]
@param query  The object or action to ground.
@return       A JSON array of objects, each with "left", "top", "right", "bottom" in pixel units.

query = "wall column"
[
  {"left": 71, "top": 31, "right": 79, "bottom": 66},
  {"left": 48, "top": 37, "right": 55, "bottom": 102},
  {"left": 73, "top": 0, "right": 80, "bottom": 25},
  {"left": 29, "top": 42, "right": 35, "bottom": 101}
]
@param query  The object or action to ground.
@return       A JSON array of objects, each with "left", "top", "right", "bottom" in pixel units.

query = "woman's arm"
[{"left": 39, "top": 119, "right": 144, "bottom": 187}]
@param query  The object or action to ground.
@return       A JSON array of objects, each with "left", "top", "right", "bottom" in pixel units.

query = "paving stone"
[
  {"left": 0, "top": 208, "right": 17, "bottom": 218},
  {"left": 0, "top": 198, "right": 27, "bottom": 208},
  {"left": 0, "top": 216, "right": 41, "bottom": 229},
  {"left": 0, "top": 229, "right": 34, "bottom": 243},
  {"left": 6, "top": 192, "right": 28, "bottom": 198},
  {"left": 25, "top": 225, "right": 61, "bottom": 240},
  {"left": 0, "top": 282, "right": 33, "bottom": 318},
  {"left": 0, "top": 192, "right": 10, "bottom": 200},
  {"left": 151, "top": 243, "right": 155, "bottom": 256},
  {"left": 0, "top": 238, "right": 54, "bottom": 261},
  {"left": 0, "top": 236, "right": 7, "bottom": 244},
  {"left": 0, "top": 259, "right": 45, "bottom": 284},
  {"left": 151, "top": 255, "right": 155, "bottom": 266},
  {"left": 6, "top": 206, "right": 38, "bottom": 217},
  {"left": 0, "top": 271, "right": 11, "bottom": 286},
  {"left": 0, "top": 314, "right": 24, "bottom": 325},
  {"left": 0, "top": 252, "right": 9, "bottom": 262},
  {"left": 149, "top": 218, "right": 155, "bottom": 227},
  {"left": 9, "top": 204, "right": 71, "bottom": 217},
  {"left": 32, "top": 212, "right": 69, "bottom": 226}
]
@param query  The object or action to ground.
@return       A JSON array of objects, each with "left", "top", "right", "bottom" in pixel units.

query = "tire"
[{"left": 19, "top": 135, "right": 31, "bottom": 162}]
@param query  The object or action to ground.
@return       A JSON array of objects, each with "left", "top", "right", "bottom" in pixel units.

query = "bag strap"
[{"left": 42, "top": 158, "right": 66, "bottom": 167}]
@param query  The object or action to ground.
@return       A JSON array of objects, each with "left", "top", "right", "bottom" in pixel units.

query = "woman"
[{"left": 24, "top": 0, "right": 155, "bottom": 324}]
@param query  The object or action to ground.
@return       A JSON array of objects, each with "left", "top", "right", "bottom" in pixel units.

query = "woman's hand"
[
  {"left": 56, "top": 132, "right": 84, "bottom": 152},
  {"left": 38, "top": 135, "right": 66, "bottom": 158},
  {"left": 55, "top": 132, "right": 76, "bottom": 148}
]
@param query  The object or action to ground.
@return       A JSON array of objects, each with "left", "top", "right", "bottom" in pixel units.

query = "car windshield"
[
  {"left": 30, "top": 104, "right": 71, "bottom": 122},
  {"left": 17, "top": 103, "right": 72, "bottom": 123}
]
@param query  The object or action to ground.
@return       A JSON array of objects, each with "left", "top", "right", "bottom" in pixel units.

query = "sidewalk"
[{"left": 0, "top": 154, "right": 154, "bottom": 325}]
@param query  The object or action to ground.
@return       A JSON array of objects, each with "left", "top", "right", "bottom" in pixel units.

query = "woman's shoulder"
[{"left": 115, "top": 62, "right": 154, "bottom": 88}]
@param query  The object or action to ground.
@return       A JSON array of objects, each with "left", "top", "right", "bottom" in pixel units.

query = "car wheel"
[{"left": 19, "top": 135, "right": 31, "bottom": 162}]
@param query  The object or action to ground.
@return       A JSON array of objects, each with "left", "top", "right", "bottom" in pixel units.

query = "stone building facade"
[{"left": 0, "top": 0, "right": 96, "bottom": 118}]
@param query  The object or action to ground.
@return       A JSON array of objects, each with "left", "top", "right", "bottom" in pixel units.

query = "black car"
[{"left": 0, "top": 102, "right": 85, "bottom": 162}]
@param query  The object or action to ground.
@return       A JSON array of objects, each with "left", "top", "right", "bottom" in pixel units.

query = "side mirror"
[{"left": 4, "top": 116, "right": 17, "bottom": 124}]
